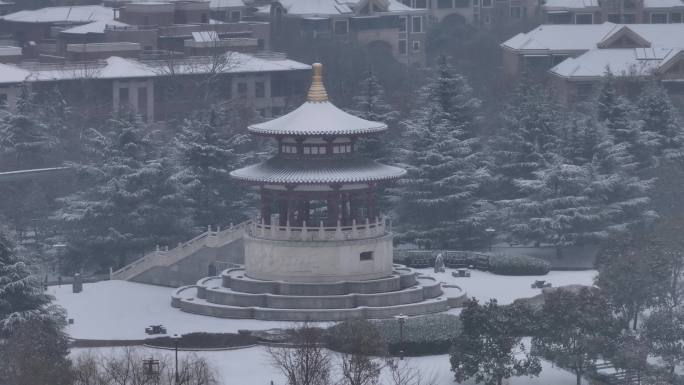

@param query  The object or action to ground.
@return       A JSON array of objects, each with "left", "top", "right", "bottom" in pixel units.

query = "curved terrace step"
[
  {"left": 173, "top": 294, "right": 451, "bottom": 321},
  {"left": 219, "top": 267, "right": 417, "bottom": 296}
]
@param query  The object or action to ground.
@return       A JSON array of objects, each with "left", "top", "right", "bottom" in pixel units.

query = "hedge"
[
  {"left": 145, "top": 332, "right": 257, "bottom": 349},
  {"left": 373, "top": 314, "right": 461, "bottom": 356},
  {"left": 488, "top": 254, "right": 550, "bottom": 276}
]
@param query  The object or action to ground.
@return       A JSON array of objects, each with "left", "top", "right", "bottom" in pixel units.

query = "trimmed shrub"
[
  {"left": 146, "top": 332, "right": 257, "bottom": 349},
  {"left": 489, "top": 254, "right": 550, "bottom": 276},
  {"left": 373, "top": 314, "right": 461, "bottom": 356},
  {"left": 326, "top": 319, "right": 387, "bottom": 355}
]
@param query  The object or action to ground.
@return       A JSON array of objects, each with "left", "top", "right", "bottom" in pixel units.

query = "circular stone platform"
[{"left": 171, "top": 265, "right": 466, "bottom": 321}]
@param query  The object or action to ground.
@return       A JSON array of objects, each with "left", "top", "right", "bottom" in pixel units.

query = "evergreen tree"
[
  {"left": 636, "top": 79, "right": 684, "bottom": 161},
  {"left": 0, "top": 234, "right": 71, "bottom": 385},
  {"left": 596, "top": 231, "right": 671, "bottom": 330},
  {"left": 643, "top": 308, "right": 684, "bottom": 383},
  {"left": 54, "top": 118, "right": 192, "bottom": 271},
  {"left": 398, "top": 56, "right": 491, "bottom": 249},
  {"left": 0, "top": 234, "right": 62, "bottom": 333},
  {"left": 533, "top": 287, "right": 621, "bottom": 385},
  {"left": 347, "top": 71, "right": 401, "bottom": 161},
  {"left": 596, "top": 73, "right": 658, "bottom": 169},
  {"left": 0, "top": 84, "right": 58, "bottom": 170},
  {"left": 174, "top": 103, "right": 256, "bottom": 230},
  {"left": 503, "top": 115, "right": 653, "bottom": 251},
  {"left": 450, "top": 299, "right": 541, "bottom": 385},
  {"left": 492, "top": 80, "right": 563, "bottom": 197}
]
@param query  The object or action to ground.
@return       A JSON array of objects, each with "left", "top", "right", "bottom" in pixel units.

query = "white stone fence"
[
  {"left": 248, "top": 216, "right": 392, "bottom": 242},
  {"left": 111, "top": 221, "right": 250, "bottom": 280}
]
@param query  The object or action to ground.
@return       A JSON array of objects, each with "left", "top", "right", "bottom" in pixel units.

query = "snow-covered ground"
[
  {"left": 72, "top": 345, "right": 583, "bottom": 385},
  {"left": 419, "top": 268, "right": 597, "bottom": 305},
  {"left": 50, "top": 281, "right": 296, "bottom": 340},
  {"left": 52, "top": 269, "right": 597, "bottom": 340}
]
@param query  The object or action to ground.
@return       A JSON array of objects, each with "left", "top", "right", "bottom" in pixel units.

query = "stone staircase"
[{"left": 111, "top": 221, "right": 250, "bottom": 286}]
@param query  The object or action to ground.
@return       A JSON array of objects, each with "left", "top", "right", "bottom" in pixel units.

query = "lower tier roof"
[{"left": 230, "top": 157, "right": 406, "bottom": 184}]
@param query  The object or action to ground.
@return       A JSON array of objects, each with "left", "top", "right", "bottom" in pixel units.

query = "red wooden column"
[
  {"left": 366, "top": 185, "right": 376, "bottom": 221},
  {"left": 260, "top": 188, "right": 271, "bottom": 225},
  {"left": 327, "top": 185, "right": 341, "bottom": 226}
]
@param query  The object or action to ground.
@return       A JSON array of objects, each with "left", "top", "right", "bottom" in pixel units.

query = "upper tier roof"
[
  {"left": 230, "top": 157, "right": 406, "bottom": 184},
  {"left": 248, "top": 63, "right": 387, "bottom": 137}
]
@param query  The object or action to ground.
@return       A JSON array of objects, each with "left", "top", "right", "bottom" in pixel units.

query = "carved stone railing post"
[
  {"left": 352, "top": 219, "right": 357, "bottom": 239},
  {"left": 335, "top": 220, "right": 342, "bottom": 240},
  {"left": 319, "top": 221, "right": 324, "bottom": 240},
  {"left": 365, "top": 218, "right": 370, "bottom": 237},
  {"left": 302, "top": 221, "right": 308, "bottom": 241}
]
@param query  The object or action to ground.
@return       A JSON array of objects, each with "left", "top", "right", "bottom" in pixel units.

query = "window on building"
[
  {"left": 483, "top": 14, "right": 491, "bottom": 24},
  {"left": 399, "top": 16, "right": 407, "bottom": 32},
  {"left": 360, "top": 251, "right": 374, "bottom": 261},
  {"left": 412, "top": 16, "right": 423, "bottom": 32},
  {"left": 482, "top": 0, "right": 492, "bottom": 7},
  {"left": 303, "top": 145, "right": 327, "bottom": 155},
  {"left": 402, "top": 0, "right": 411, "bottom": 6},
  {"left": 575, "top": 13, "right": 593, "bottom": 24},
  {"left": 231, "top": 10, "right": 241, "bottom": 22},
  {"left": 413, "top": 40, "right": 421, "bottom": 51},
  {"left": 623, "top": 13, "right": 636, "bottom": 23},
  {"left": 143, "top": 16, "right": 149, "bottom": 25},
  {"left": 255, "top": 82, "right": 265, "bottom": 98},
  {"left": 437, "top": 0, "right": 452, "bottom": 8},
  {"left": 201, "top": 13, "right": 208, "bottom": 23},
  {"left": 332, "top": 144, "right": 353, "bottom": 153},
  {"left": 272, "top": 106, "right": 284, "bottom": 116},
  {"left": 0, "top": 94, "right": 7, "bottom": 108},
  {"left": 399, "top": 39, "right": 407, "bottom": 54},
  {"left": 454, "top": 0, "right": 469, "bottom": 6},
  {"left": 237, "top": 82, "right": 248, "bottom": 97},
  {"left": 281, "top": 144, "right": 298, "bottom": 154},
  {"left": 334, "top": 19, "right": 349, "bottom": 35},
  {"left": 651, "top": 13, "right": 667, "bottom": 23},
  {"left": 670, "top": 12, "right": 682, "bottom": 23},
  {"left": 414, "top": 0, "right": 427, "bottom": 8},
  {"left": 607, "top": 13, "right": 620, "bottom": 23},
  {"left": 510, "top": 6, "right": 522, "bottom": 19}
]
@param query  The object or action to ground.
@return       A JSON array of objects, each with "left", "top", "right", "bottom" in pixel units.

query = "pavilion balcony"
[{"left": 248, "top": 216, "right": 391, "bottom": 242}]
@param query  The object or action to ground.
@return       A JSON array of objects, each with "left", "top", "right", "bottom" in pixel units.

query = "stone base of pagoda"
[
  {"left": 171, "top": 265, "right": 467, "bottom": 321},
  {"left": 242, "top": 219, "right": 394, "bottom": 283}
]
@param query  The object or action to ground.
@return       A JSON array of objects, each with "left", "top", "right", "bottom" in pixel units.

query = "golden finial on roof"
[{"left": 306, "top": 63, "right": 328, "bottom": 103}]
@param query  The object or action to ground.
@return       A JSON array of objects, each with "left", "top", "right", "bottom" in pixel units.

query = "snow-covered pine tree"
[
  {"left": 398, "top": 56, "right": 492, "bottom": 249},
  {"left": 636, "top": 79, "right": 684, "bottom": 161},
  {"left": 491, "top": 80, "right": 563, "bottom": 200},
  {"left": 504, "top": 116, "right": 654, "bottom": 252},
  {"left": 596, "top": 72, "right": 658, "bottom": 169},
  {"left": 54, "top": 117, "right": 192, "bottom": 271},
  {"left": 0, "top": 234, "right": 71, "bottom": 385},
  {"left": 0, "top": 84, "right": 57, "bottom": 170},
  {"left": 0, "top": 233, "right": 63, "bottom": 334},
  {"left": 347, "top": 70, "right": 401, "bottom": 162},
  {"left": 173, "top": 103, "right": 257, "bottom": 231}
]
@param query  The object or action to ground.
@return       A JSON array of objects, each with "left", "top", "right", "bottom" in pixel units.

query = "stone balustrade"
[{"left": 247, "top": 216, "right": 390, "bottom": 242}]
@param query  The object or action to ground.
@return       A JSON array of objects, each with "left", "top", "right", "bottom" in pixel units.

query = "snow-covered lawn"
[
  {"left": 50, "top": 281, "right": 295, "bottom": 340},
  {"left": 418, "top": 268, "right": 597, "bottom": 306},
  {"left": 52, "top": 269, "right": 597, "bottom": 340},
  {"left": 73, "top": 345, "right": 582, "bottom": 385}
]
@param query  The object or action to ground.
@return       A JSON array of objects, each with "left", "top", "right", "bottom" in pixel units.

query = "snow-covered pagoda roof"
[
  {"left": 230, "top": 157, "right": 406, "bottom": 184},
  {"left": 248, "top": 63, "right": 387, "bottom": 137}
]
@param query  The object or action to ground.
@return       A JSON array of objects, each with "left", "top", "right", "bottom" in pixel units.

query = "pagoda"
[
  {"left": 165, "top": 63, "right": 462, "bottom": 321},
  {"left": 231, "top": 63, "right": 406, "bottom": 283}
]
